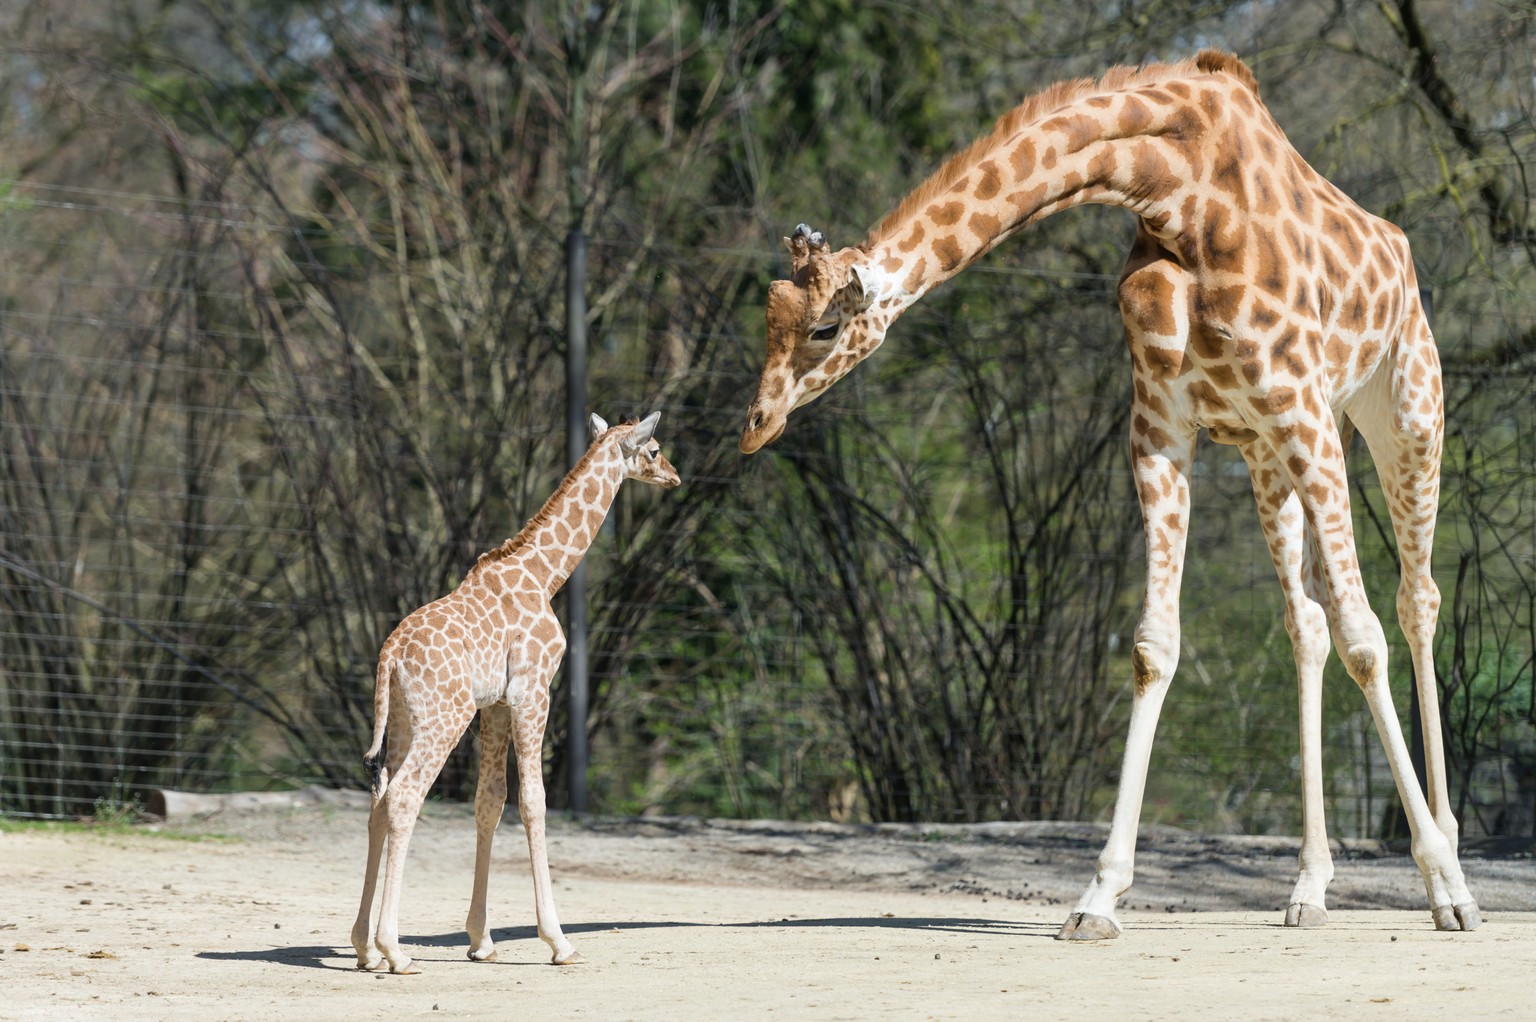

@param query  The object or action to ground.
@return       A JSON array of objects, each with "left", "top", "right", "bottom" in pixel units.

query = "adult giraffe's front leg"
[
  {"left": 1243, "top": 440, "right": 1335, "bottom": 926},
  {"left": 1058, "top": 437, "right": 1194, "bottom": 941}
]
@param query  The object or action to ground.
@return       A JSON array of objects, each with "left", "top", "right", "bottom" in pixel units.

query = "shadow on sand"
[{"left": 196, "top": 914, "right": 1060, "bottom": 971}]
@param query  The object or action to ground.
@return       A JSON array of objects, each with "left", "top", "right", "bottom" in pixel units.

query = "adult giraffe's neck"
[
  {"left": 861, "top": 75, "right": 1222, "bottom": 312},
  {"left": 489, "top": 444, "right": 624, "bottom": 596}
]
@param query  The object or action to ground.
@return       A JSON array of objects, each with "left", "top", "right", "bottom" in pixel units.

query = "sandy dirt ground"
[{"left": 4, "top": 794, "right": 1534, "bottom": 1021}]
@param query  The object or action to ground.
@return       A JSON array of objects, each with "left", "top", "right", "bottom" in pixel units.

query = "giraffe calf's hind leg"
[{"left": 352, "top": 789, "right": 392, "bottom": 970}]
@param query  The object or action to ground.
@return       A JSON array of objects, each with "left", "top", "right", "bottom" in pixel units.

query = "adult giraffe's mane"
[{"left": 863, "top": 49, "right": 1258, "bottom": 250}]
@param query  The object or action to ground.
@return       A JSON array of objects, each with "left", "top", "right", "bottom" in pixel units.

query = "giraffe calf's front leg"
[
  {"left": 355, "top": 943, "right": 387, "bottom": 972},
  {"left": 516, "top": 743, "right": 583, "bottom": 964},
  {"left": 549, "top": 936, "right": 583, "bottom": 966},
  {"left": 373, "top": 923, "right": 420, "bottom": 975},
  {"left": 352, "top": 920, "right": 388, "bottom": 971},
  {"left": 1056, "top": 909, "right": 1123, "bottom": 942}
]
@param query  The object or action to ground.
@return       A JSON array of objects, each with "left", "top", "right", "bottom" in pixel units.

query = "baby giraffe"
[{"left": 351, "top": 411, "right": 680, "bottom": 974}]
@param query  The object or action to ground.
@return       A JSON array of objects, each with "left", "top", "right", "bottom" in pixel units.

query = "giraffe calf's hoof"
[
  {"left": 467, "top": 948, "right": 497, "bottom": 963},
  {"left": 1055, "top": 912, "right": 1121, "bottom": 941},
  {"left": 1432, "top": 903, "right": 1482, "bottom": 931},
  {"left": 551, "top": 949, "right": 585, "bottom": 966},
  {"left": 1284, "top": 903, "right": 1328, "bottom": 927}
]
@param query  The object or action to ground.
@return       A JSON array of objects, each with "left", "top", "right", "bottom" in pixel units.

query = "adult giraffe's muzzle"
[{"left": 739, "top": 403, "right": 786, "bottom": 454}]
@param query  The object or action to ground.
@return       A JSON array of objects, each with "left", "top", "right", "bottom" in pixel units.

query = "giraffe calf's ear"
[
  {"left": 589, "top": 413, "right": 609, "bottom": 438},
  {"left": 622, "top": 411, "right": 661, "bottom": 453}
]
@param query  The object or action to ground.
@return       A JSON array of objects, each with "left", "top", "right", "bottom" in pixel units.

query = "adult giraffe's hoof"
[
  {"left": 1284, "top": 903, "right": 1328, "bottom": 927},
  {"left": 1055, "top": 912, "right": 1121, "bottom": 941},
  {"left": 1432, "top": 902, "right": 1482, "bottom": 931}
]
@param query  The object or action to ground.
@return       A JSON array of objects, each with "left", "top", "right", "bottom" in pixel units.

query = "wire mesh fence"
[{"left": 1, "top": 180, "right": 1531, "bottom": 841}]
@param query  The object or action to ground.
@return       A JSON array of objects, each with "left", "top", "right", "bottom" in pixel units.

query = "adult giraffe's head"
[{"left": 739, "top": 224, "right": 890, "bottom": 453}]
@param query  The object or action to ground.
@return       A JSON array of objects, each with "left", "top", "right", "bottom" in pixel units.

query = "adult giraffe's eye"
[{"left": 809, "top": 322, "right": 839, "bottom": 342}]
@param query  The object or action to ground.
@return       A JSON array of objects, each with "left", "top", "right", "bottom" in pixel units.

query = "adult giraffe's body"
[{"left": 739, "top": 50, "right": 1479, "bottom": 938}]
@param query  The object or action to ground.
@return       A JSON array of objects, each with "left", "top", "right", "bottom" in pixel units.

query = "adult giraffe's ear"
[
  {"left": 589, "top": 413, "right": 609, "bottom": 438},
  {"left": 621, "top": 411, "right": 661, "bottom": 454},
  {"left": 848, "top": 263, "right": 880, "bottom": 311}
]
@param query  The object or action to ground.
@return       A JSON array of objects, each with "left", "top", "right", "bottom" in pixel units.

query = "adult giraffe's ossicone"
[{"left": 739, "top": 49, "right": 1479, "bottom": 939}]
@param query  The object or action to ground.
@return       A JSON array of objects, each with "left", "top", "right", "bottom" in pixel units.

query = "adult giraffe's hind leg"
[
  {"left": 1352, "top": 333, "right": 1479, "bottom": 930},
  {"left": 1268, "top": 388, "right": 1477, "bottom": 932},
  {"left": 466, "top": 703, "right": 514, "bottom": 962}
]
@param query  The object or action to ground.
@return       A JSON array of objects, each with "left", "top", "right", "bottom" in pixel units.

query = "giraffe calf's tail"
[{"left": 364, "top": 656, "right": 393, "bottom": 799}]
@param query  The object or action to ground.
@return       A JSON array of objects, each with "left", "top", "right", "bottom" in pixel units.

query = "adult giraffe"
[{"left": 739, "top": 50, "right": 1479, "bottom": 939}]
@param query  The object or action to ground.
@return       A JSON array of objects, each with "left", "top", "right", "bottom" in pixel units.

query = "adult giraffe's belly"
[{"left": 1205, "top": 424, "right": 1259, "bottom": 445}]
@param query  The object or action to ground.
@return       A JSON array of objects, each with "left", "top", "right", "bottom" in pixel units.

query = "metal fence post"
[{"left": 565, "top": 226, "right": 589, "bottom": 813}]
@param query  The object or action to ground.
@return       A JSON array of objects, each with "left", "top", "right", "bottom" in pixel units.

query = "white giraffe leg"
[
  {"left": 371, "top": 703, "right": 476, "bottom": 975},
  {"left": 1058, "top": 440, "right": 1192, "bottom": 941},
  {"left": 1270, "top": 406, "right": 1478, "bottom": 931},
  {"left": 1350, "top": 351, "right": 1479, "bottom": 929},
  {"left": 514, "top": 675, "right": 581, "bottom": 965},
  {"left": 353, "top": 683, "right": 409, "bottom": 972},
  {"left": 466, "top": 703, "right": 514, "bottom": 962},
  {"left": 1243, "top": 440, "right": 1334, "bottom": 925},
  {"left": 1399, "top": 572, "right": 1459, "bottom": 842},
  {"left": 351, "top": 785, "right": 392, "bottom": 970},
  {"left": 1289, "top": 534, "right": 1335, "bottom": 925},
  {"left": 373, "top": 790, "right": 423, "bottom": 974}
]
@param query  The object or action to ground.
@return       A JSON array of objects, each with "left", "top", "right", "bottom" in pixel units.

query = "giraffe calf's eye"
[{"left": 809, "top": 323, "right": 839, "bottom": 342}]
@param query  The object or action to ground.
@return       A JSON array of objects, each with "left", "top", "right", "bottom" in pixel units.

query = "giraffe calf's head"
[
  {"left": 590, "top": 411, "right": 681, "bottom": 490},
  {"left": 741, "top": 224, "right": 884, "bottom": 454}
]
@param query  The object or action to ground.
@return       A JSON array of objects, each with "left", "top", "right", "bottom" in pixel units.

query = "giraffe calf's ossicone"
[{"left": 350, "top": 411, "right": 680, "bottom": 975}]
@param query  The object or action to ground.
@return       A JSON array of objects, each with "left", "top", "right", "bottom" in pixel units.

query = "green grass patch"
[{"left": 0, "top": 815, "right": 236, "bottom": 842}]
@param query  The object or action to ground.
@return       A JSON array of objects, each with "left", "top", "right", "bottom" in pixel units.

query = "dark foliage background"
[{"left": 1, "top": 1, "right": 1532, "bottom": 839}]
